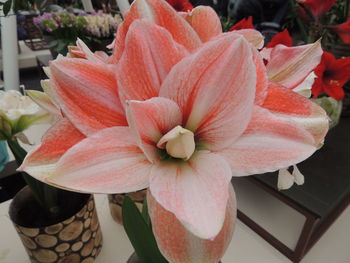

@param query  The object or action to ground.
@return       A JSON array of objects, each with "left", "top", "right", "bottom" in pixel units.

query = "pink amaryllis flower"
[{"left": 20, "top": 1, "right": 328, "bottom": 261}]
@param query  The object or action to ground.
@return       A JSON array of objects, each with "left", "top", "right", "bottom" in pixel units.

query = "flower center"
[{"left": 157, "top": 125, "right": 195, "bottom": 160}]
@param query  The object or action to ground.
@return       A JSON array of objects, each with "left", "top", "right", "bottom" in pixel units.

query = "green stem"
[
  {"left": 6, "top": 138, "right": 59, "bottom": 218},
  {"left": 289, "top": 0, "right": 309, "bottom": 43},
  {"left": 7, "top": 138, "right": 44, "bottom": 205},
  {"left": 345, "top": 0, "right": 350, "bottom": 19}
]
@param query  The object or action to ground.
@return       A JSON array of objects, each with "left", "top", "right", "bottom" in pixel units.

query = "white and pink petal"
[
  {"left": 149, "top": 151, "right": 232, "bottom": 239},
  {"left": 109, "top": 0, "right": 201, "bottom": 63},
  {"left": 235, "top": 29, "right": 265, "bottom": 49},
  {"left": 26, "top": 90, "right": 62, "bottom": 118},
  {"left": 266, "top": 41, "right": 322, "bottom": 88},
  {"left": 117, "top": 20, "right": 188, "bottom": 106},
  {"left": 160, "top": 33, "right": 256, "bottom": 150},
  {"left": 20, "top": 118, "right": 85, "bottom": 181},
  {"left": 50, "top": 57, "right": 127, "bottom": 135},
  {"left": 262, "top": 83, "right": 329, "bottom": 146},
  {"left": 48, "top": 127, "right": 151, "bottom": 193},
  {"left": 219, "top": 106, "right": 318, "bottom": 176},
  {"left": 148, "top": 184, "right": 236, "bottom": 263},
  {"left": 181, "top": 6, "right": 222, "bottom": 43},
  {"left": 126, "top": 97, "right": 182, "bottom": 163}
]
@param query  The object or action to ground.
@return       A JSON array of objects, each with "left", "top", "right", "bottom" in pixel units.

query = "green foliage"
[
  {"left": 221, "top": 16, "right": 235, "bottom": 32},
  {"left": 122, "top": 196, "right": 168, "bottom": 263}
]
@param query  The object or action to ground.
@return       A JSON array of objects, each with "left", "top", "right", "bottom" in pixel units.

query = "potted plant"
[
  {"left": 0, "top": 90, "right": 103, "bottom": 263},
  {"left": 21, "top": 0, "right": 329, "bottom": 261}
]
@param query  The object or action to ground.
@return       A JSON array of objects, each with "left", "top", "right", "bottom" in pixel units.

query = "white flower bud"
[{"left": 157, "top": 125, "right": 195, "bottom": 160}]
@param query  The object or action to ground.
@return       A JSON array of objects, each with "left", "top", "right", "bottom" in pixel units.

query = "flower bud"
[{"left": 157, "top": 126, "right": 195, "bottom": 160}]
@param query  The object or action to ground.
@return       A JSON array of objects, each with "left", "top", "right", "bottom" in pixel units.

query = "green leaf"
[
  {"left": 48, "top": 40, "right": 58, "bottom": 48},
  {"left": 0, "top": 116, "right": 12, "bottom": 138},
  {"left": 122, "top": 196, "right": 168, "bottom": 263},
  {"left": 3, "top": 0, "right": 12, "bottom": 16}
]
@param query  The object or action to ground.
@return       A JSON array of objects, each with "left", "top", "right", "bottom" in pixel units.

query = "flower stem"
[
  {"left": 345, "top": 0, "right": 350, "bottom": 20},
  {"left": 289, "top": 0, "right": 308, "bottom": 43}
]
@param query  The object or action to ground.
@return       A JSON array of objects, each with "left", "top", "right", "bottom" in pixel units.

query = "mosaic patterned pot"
[
  {"left": 108, "top": 190, "right": 146, "bottom": 224},
  {"left": 9, "top": 186, "right": 103, "bottom": 263}
]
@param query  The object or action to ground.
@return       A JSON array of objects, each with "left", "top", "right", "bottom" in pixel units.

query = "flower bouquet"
[{"left": 22, "top": 0, "right": 329, "bottom": 261}]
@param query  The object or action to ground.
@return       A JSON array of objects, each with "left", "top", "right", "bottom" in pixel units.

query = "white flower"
[
  {"left": 0, "top": 90, "right": 52, "bottom": 139},
  {"left": 0, "top": 90, "right": 42, "bottom": 120},
  {"left": 85, "top": 13, "right": 122, "bottom": 38}
]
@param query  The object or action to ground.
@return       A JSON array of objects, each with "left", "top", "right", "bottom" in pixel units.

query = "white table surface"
[{"left": 1, "top": 194, "right": 350, "bottom": 263}]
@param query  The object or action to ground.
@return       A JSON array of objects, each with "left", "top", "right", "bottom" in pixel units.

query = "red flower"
[
  {"left": 330, "top": 16, "right": 350, "bottom": 44},
  {"left": 166, "top": 0, "right": 193, "bottom": 11},
  {"left": 297, "top": 0, "right": 336, "bottom": 19},
  {"left": 229, "top": 16, "right": 254, "bottom": 31},
  {"left": 267, "top": 29, "right": 293, "bottom": 48},
  {"left": 312, "top": 52, "right": 350, "bottom": 100}
]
